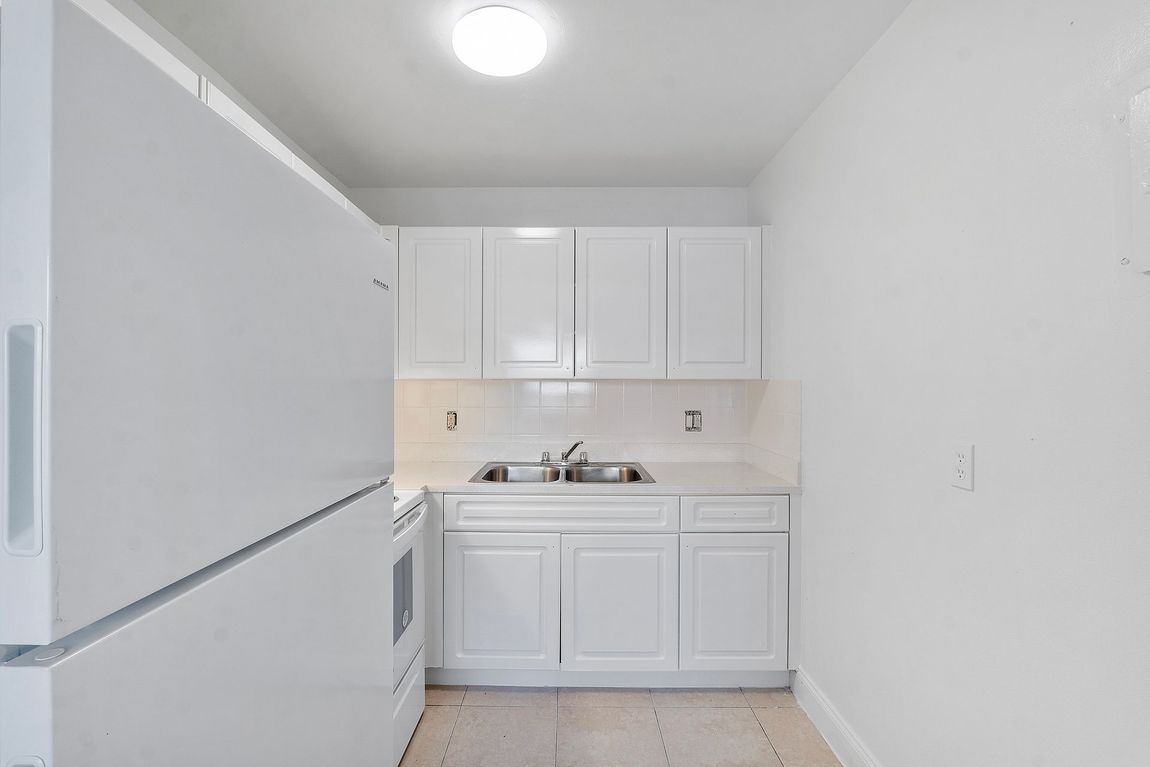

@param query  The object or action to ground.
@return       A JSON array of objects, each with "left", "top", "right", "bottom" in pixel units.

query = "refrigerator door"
[
  {"left": 0, "top": 0, "right": 394, "bottom": 644},
  {"left": 0, "top": 483, "right": 394, "bottom": 767}
]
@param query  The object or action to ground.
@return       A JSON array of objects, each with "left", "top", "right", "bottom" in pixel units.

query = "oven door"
[{"left": 392, "top": 502, "right": 427, "bottom": 690}]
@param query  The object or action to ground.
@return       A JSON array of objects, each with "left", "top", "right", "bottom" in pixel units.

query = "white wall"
[
  {"left": 350, "top": 187, "right": 748, "bottom": 227},
  {"left": 747, "top": 1, "right": 1150, "bottom": 765},
  {"left": 104, "top": 0, "right": 349, "bottom": 194}
]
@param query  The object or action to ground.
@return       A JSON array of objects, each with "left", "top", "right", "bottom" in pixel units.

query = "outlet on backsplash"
[{"left": 685, "top": 410, "right": 703, "bottom": 432}]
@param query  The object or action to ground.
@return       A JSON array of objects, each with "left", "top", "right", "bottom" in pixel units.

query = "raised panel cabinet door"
[
  {"left": 398, "top": 227, "right": 483, "bottom": 378},
  {"left": 483, "top": 227, "right": 575, "bottom": 378},
  {"left": 667, "top": 227, "right": 762, "bottom": 379},
  {"left": 442, "top": 532, "right": 560, "bottom": 670},
  {"left": 561, "top": 534, "right": 678, "bottom": 671},
  {"left": 575, "top": 227, "right": 667, "bottom": 379},
  {"left": 680, "top": 533, "right": 788, "bottom": 671}
]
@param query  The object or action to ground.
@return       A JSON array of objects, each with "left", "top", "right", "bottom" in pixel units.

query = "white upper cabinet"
[
  {"left": 483, "top": 228, "right": 575, "bottom": 378},
  {"left": 575, "top": 228, "right": 667, "bottom": 379},
  {"left": 667, "top": 227, "right": 762, "bottom": 379},
  {"left": 398, "top": 228, "right": 483, "bottom": 378}
]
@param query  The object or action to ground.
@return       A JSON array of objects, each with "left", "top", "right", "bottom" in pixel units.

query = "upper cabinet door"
[
  {"left": 575, "top": 228, "right": 667, "bottom": 379},
  {"left": 667, "top": 228, "right": 762, "bottom": 379},
  {"left": 483, "top": 228, "right": 575, "bottom": 378},
  {"left": 398, "top": 228, "right": 483, "bottom": 378}
]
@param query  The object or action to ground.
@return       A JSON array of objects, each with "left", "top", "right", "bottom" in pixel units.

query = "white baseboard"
[
  {"left": 793, "top": 669, "right": 884, "bottom": 767},
  {"left": 427, "top": 667, "right": 791, "bottom": 689}
]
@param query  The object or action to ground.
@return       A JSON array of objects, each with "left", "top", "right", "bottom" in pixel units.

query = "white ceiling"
[{"left": 134, "top": 0, "right": 910, "bottom": 188}]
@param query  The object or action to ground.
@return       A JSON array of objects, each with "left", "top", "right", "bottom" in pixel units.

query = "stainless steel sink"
[
  {"left": 469, "top": 461, "right": 654, "bottom": 484},
  {"left": 565, "top": 465, "right": 647, "bottom": 483},
  {"left": 476, "top": 464, "right": 562, "bottom": 483}
]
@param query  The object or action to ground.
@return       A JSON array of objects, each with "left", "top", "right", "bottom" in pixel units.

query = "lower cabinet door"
[
  {"left": 561, "top": 534, "right": 679, "bottom": 671},
  {"left": 443, "top": 532, "right": 560, "bottom": 669},
  {"left": 680, "top": 533, "right": 788, "bottom": 670}
]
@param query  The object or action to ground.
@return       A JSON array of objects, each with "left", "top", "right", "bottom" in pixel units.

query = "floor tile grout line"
[
  {"left": 652, "top": 705, "right": 673, "bottom": 767},
  {"left": 436, "top": 687, "right": 467, "bottom": 767},
  {"left": 751, "top": 706, "right": 789, "bottom": 767}
]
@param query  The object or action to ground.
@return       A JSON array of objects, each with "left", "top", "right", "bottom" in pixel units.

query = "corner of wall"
[
  {"left": 793, "top": 669, "right": 884, "bottom": 767},
  {"left": 744, "top": 379, "right": 801, "bottom": 483}
]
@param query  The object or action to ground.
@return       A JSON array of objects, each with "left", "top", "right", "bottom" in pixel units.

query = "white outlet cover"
[{"left": 952, "top": 443, "right": 974, "bottom": 491}]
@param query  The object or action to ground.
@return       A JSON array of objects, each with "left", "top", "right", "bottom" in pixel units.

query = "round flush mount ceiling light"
[{"left": 452, "top": 6, "right": 547, "bottom": 77}]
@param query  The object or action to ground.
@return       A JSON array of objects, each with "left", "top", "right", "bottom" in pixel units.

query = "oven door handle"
[{"left": 393, "top": 503, "right": 427, "bottom": 555}]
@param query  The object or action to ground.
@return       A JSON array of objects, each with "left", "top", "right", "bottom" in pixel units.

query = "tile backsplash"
[
  {"left": 745, "top": 380, "right": 802, "bottom": 483},
  {"left": 396, "top": 379, "right": 754, "bottom": 463}
]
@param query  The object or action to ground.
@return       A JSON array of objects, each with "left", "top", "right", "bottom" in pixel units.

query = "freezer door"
[
  {"left": 0, "top": 484, "right": 394, "bottom": 767},
  {"left": 0, "top": 0, "right": 394, "bottom": 643}
]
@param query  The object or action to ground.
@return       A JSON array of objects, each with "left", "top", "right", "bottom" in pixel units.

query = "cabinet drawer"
[
  {"left": 680, "top": 495, "right": 789, "bottom": 532},
  {"left": 444, "top": 495, "right": 680, "bottom": 533}
]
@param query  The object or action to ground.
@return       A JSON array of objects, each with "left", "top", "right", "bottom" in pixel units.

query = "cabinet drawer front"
[
  {"left": 444, "top": 495, "right": 680, "bottom": 533},
  {"left": 681, "top": 495, "right": 789, "bottom": 532}
]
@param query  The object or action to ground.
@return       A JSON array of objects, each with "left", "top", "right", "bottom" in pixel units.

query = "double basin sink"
[{"left": 469, "top": 461, "right": 655, "bottom": 484}]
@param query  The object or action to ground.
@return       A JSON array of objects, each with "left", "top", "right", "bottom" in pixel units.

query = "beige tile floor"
[{"left": 402, "top": 686, "right": 842, "bottom": 767}]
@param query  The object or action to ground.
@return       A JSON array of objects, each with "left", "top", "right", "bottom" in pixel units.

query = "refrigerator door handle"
[{"left": 3, "top": 321, "right": 44, "bottom": 557}]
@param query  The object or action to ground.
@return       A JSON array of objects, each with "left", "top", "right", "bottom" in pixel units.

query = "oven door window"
[{"left": 394, "top": 548, "right": 414, "bottom": 645}]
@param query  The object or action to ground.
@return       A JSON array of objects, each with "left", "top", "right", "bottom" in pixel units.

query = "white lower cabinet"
[
  {"left": 439, "top": 496, "right": 793, "bottom": 678},
  {"left": 443, "top": 532, "right": 560, "bottom": 670},
  {"left": 679, "top": 533, "right": 789, "bottom": 671},
  {"left": 560, "top": 534, "right": 678, "bottom": 671}
]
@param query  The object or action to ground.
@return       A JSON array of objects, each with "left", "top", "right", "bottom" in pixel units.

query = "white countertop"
[{"left": 393, "top": 461, "right": 800, "bottom": 496}]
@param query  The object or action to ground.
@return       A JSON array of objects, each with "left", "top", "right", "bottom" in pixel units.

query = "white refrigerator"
[{"left": 0, "top": 1, "right": 396, "bottom": 764}]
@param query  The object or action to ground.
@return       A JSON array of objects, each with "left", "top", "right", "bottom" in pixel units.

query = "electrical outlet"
[
  {"left": 446, "top": 411, "right": 458, "bottom": 431},
  {"left": 952, "top": 443, "right": 974, "bottom": 490},
  {"left": 684, "top": 410, "right": 702, "bottom": 432}
]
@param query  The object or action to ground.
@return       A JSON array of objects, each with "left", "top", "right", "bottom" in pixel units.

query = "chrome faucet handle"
[
  {"left": 578, "top": 451, "right": 589, "bottom": 463},
  {"left": 541, "top": 451, "right": 551, "bottom": 462}
]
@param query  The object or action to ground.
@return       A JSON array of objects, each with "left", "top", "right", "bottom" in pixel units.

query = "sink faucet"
[{"left": 560, "top": 441, "right": 584, "bottom": 462}]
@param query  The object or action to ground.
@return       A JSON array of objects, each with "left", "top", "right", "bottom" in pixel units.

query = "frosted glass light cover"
[{"left": 452, "top": 6, "right": 547, "bottom": 77}]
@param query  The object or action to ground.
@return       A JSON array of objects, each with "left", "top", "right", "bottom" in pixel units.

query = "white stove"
[
  {"left": 392, "top": 491, "right": 427, "bottom": 766},
  {"left": 393, "top": 490, "right": 424, "bottom": 522}
]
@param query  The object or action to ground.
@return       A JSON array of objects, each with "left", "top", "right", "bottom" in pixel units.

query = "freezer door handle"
[{"left": 3, "top": 321, "right": 44, "bottom": 556}]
